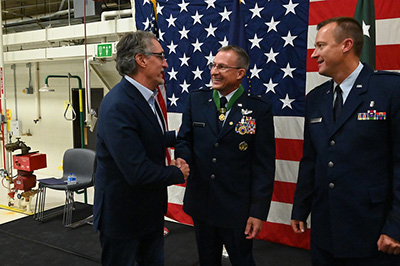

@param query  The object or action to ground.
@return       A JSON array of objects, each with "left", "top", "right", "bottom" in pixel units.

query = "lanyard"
[{"left": 212, "top": 85, "right": 244, "bottom": 112}]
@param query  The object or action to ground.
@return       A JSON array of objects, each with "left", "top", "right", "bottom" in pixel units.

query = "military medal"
[
  {"left": 235, "top": 115, "right": 256, "bottom": 135},
  {"left": 239, "top": 141, "right": 248, "bottom": 151},
  {"left": 219, "top": 113, "right": 226, "bottom": 121}
]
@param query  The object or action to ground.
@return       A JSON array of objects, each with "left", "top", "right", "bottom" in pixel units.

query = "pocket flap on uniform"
[{"left": 368, "top": 186, "right": 388, "bottom": 204}]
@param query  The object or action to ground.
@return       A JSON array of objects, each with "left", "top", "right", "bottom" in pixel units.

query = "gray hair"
[
  {"left": 115, "top": 31, "right": 157, "bottom": 76},
  {"left": 218, "top": 45, "right": 250, "bottom": 71}
]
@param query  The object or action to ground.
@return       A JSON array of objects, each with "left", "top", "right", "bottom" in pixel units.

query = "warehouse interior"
[{"left": 0, "top": 0, "right": 135, "bottom": 220}]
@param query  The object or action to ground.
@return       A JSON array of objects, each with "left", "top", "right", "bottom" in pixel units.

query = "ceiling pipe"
[
  {"left": 101, "top": 9, "right": 132, "bottom": 22},
  {"left": 3, "top": 9, "right": 75, "bottom": 28}
]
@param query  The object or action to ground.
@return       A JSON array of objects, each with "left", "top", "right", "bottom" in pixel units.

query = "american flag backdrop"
[{"left": 134, "top": 0, "right": 400, "bottom": 249}]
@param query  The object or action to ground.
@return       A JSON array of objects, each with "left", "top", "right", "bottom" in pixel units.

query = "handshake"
[{"left": 171, "top": 158, "right": 190, "bottom": 180}]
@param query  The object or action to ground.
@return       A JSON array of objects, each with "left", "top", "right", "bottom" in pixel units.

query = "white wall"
[{"left": 2, "top": 59, "right": 120, "bottom": 177}]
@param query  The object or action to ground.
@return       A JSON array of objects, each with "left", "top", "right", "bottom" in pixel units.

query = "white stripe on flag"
[
  {"left": 275, "top": 160, "right": 299, "bottom": 184},
  {"left": 168, "top": 185, "right": 185, "bottom": 205}
]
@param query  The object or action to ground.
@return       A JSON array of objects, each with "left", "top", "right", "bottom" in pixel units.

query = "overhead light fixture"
[{"left": 39, "top": 84, "right": 55, "bottom": 92}]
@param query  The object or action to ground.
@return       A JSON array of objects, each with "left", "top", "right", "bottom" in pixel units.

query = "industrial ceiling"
[{"left": 1, "top": 0, "right": 131, "bottom": 33}]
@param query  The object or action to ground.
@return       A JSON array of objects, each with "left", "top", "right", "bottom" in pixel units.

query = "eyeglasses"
[
  {"left": 208, "top": 63, "right": 242, "bottom": 71},
  {"left": 147, "top": 52, "right": 167, "bottom": 60}
]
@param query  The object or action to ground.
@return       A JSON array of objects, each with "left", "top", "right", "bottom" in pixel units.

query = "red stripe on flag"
[
  {"left": 309, "top": 0, "right": 400, "bottom": 25},
  {"left": 276, "top": 138, "right": 303, "bottom": 161},
  {"left": 272, "top": 181, "right": 297, "bottom": 204},
  {"left": 375, "top": 0, "right": 400, "bottom": 19},
  {"left": 376, "top": 44, "right": 400, "bottom": 70},
  {"left": 166, "top": 202, "right": 193, "bottom": 225},
  {"left": 307, "top": 45, "right": 400, "bottom": 72},
  {"left": 309, "top": 0, "right": 357, "bottom": 26},
  {"left": 258, "top": 221, "right": 310, "bottom": 249}
]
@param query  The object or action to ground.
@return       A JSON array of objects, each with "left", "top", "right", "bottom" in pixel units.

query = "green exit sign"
[{"left": 97, "top": 44, "right": 113, "bottom": 58}]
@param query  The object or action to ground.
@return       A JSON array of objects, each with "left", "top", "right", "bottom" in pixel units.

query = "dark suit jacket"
[
  {"left": 292, "top": 65, "right": 400, "bottom": 257},
  {"left": 176, "top": 88, "right": 275, "bottom": 229},
  {"left": 93, "top": 77, "right": 184, "bottom": 239}
]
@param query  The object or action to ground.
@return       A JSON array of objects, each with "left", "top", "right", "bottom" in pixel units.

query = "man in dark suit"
[
  {"left": 175, "top": 45, "right": 275, "bottom": 265},
  {"left": 93, "top": 31, "right": 189, "bottom": 266},
  {"left": 291, "top": 17, "right": 400, "bottom": 265}
]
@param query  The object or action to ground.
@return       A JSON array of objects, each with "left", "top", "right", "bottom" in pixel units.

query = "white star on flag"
[
  {"left": 178, "top": 0, "right": 189, "bottom": 12},
  {"left": 265, "top": 48, "right": 279, "bottom": 63},
  {"left": 205, "top": 52, "right": 215, "bottom": 65},
  {"left": 179, "top": 26, "right": 190, "bottom": 39},
  {"left": 179, "top": 54, "right": 190, "bottom": 66},
  {"left": 205, "top": 0, "right": 216, "bottom": 9},
  {"left": 249, "top": 33, "right": 263, "bottom": 49},
  {"left": 249, "top": 3, "right": 264, "bottom": 19},
  {"left": 167, "top": 41, "right": 178, "bottom": 54},
  {"left": 192, "top": 67, "right": 203, "bottom": 80},
  {"left": 219, "top": 36, "right": 229, "bottom": 47},
  {"left": 280, "top": 94, "right": 295, "bottom": 109},
  {"left": 250, "top": 65, "right": 262, "bottom": 79},
  {"left": 264, "top": 78, "right": 278, "bottom": 94},
  {"left": 157, "top": 2, "right": 164, "bottom": 15},
  {"left": 158, "top": 30, "right": 165, "bottom": 42},
  {"left": 219, "top": 7, "right": 232, "bottom": 22},
  {"left": 192, "top": 11, "right": 203, "bottom": 25},
  {"left": 362, "top": 21, "right": 371, "bottom": 38},
  {"left": 205, "top": 23, "right": 217, "bottom": 37},
  {"left": 168, "top": 93, "right": 179, "bottom": 106},
  {"left": 142, "top": 18, "right": 150, "bottom": 30},
  {"left": 192, "top": 39, "right": 203, "bottom": 52},
  {"left": 168, "top": 68, "right": 178, "bottom": 80},
  {"left": 180, "top": 80, "right": 190, "bottom": 93},
  {"left": 166, "top": 14, "right": 177, "bottom": 28},
  {"left": 281, "top": 62, "right": 296, "bottom": 78},
  {"left": 266, "top": 17, "right": 280, "bottom": 32},
  {"left": 283, "top": 0, "right": 299, "bottom": 15},
  {"left": 282, "top": 31, "right": 297, "bottom": 47}
]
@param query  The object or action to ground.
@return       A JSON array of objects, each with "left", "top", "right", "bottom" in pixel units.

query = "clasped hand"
[{"left": 171, "top": 158, "right": 190, "bottom": 180}]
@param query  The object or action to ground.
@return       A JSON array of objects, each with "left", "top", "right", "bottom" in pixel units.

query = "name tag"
[
  {"left": 310, "top": 117, "right": 322, "bottom": 123},
  {"left": 193, "top": 122, "right": 205, "bottom": 127}
]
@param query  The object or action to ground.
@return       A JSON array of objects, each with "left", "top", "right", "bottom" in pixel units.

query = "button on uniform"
[
  {"left": 330, "top": 140, "right": 336, "bottom": 146},
  {"left": 214, "top": 143, "right": 219, "bottom": 148},
  {"left": 210, "top": 174, "right": 215, "bottom": 179},
  {"left": 212, "top": 158, "right": 217, "bottom": 163},
  {"left": 329, "top": 183, "right": 335, "bottom": 189},
  {"left": 328, "top": 161, "right": 334, "bottom": 168}
]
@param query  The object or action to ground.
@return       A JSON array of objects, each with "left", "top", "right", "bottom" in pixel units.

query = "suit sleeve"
[
  {"left": 291, "top": 96, "right": 316, "bottom": 222},
  {"left": 382, "top": 77, "right": 400, "bottom": 241},
  {"left": 99, "top": 102, "right": 184, "bottom": 188},
  {"left": 175, "top": 92, "right": 194, "bottom": 164},
  {"left": 249, "top": 100, "right": 276, "bottom": 220}
]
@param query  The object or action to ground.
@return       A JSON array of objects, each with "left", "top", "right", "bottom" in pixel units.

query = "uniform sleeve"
[{"left": 249, "top": 100, "right": 276, "bottom": 220}]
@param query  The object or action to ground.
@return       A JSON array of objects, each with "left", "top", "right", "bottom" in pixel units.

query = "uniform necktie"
[
  {"left": 218, "top": 96, "right": 227, "bottom": 130},
  {"left": 333, "top": 85, "right": 343, "bottom": 122}
]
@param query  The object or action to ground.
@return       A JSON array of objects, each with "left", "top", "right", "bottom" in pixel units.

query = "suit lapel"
[
  {"left": 320, "top": 81, "right": 335, "bottom": 132},
  {"left": 122, "top": 78, "right": 164, "bottom": 137},
  {"left": 202, "top": 93, "right": 219, "bottom": 136}
]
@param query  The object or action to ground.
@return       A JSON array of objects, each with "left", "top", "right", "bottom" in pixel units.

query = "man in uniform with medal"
[{"left": 176, "top": 45, "right": 275, "bottom": 265}]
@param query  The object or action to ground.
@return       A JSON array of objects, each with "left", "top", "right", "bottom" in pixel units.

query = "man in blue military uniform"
[
  {"left": 291, "top": 17, "right": 400, "bottom": 265},
  {"left": 176, "top": 45, "right": 275, "bottom": 265}
]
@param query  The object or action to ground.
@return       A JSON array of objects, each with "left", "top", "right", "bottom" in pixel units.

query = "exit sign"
[{"left": 97, "top": 44, "right": 113, "bottom": 58}]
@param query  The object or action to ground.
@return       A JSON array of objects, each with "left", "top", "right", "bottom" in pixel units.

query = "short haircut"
[
  {"left": 317, "top": 16, "right": 364, "bottom": 57},
  {"left": 218, "top": 45, "right": 250, "bottom": 71},
  {"left": 115, "top": 31, "right": 157, "bottom": 76}
]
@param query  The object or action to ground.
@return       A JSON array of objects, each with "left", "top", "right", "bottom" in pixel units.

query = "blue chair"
[{"left": 34, "top": 148, "right": 96, "bottom": 227}]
